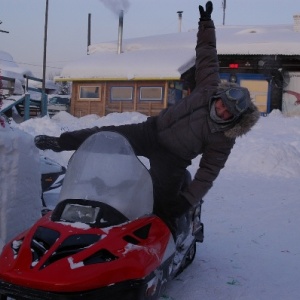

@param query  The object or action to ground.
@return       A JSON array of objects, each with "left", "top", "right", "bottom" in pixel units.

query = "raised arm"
[{"left": 195, "top": 1, "right": 220, "bottom": 88}]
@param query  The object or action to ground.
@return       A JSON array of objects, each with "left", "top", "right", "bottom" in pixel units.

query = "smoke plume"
[{"left": 98, "top": 0, "right": 130, "bottom": 15}]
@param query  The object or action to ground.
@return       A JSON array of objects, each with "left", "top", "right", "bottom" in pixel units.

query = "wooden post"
[
  {"left": 41, "top": 92, "right": 48, "bottom": 116},
  {"left": 24, "top": 93, "right": 30, "bottom": 121}
]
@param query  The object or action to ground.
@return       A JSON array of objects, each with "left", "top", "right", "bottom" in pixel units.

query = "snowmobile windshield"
[{"left": 58, "top": 131, "right": 153, "bottom": 221}]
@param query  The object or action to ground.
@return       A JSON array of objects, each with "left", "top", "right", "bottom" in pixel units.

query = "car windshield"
[
  {"left": 49, "top": 97, "right": 69, "bottom": 105},
  {"left": 59, "top": 131, "right": 153, "bottom": 220}
]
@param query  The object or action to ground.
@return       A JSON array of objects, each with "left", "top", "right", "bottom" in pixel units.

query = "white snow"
[
  {"left": 0, "top": 50, "right": 33, "bottom": 81},
  {"left": 0, "top": 125, "right": 41, "bottom": 249},
  {"left": 68, "top": 257, "right": 84, "bottom": 269},
  {"left": 58, "top": 24, "right": 300, "bottom": 80},
  {"left": 58, "top": 221, "right": 91, "bottom": 230},
  {"left": 0, "top": 110, "right": 300, "bottom": 299}
]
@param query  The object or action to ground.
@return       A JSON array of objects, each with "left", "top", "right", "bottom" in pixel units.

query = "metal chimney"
[
  {"left": 117, "top": 10, "right": 124, "bottom": 54},
  {"left": 177, "top": 11, "right": 183, "bottom": 33},
  {"left": 87, "top": 13, "right": 91, "bottom": 54}
]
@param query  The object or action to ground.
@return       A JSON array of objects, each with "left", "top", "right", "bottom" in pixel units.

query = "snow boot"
[{"left": 34, "top": 135, "right": 62, "bottom": 152}]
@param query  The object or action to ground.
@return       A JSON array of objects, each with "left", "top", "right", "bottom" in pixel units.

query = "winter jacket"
[
  {"left": 155, "top": 19, "right": 260, "bottom": 205},
  {"left": 57, "top": 19, "right": 259, "bottom": 208}
]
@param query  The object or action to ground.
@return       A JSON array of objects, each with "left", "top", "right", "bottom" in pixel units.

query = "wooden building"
[{"left": 67, "top": 79, "right": 186, "bottom": 118}]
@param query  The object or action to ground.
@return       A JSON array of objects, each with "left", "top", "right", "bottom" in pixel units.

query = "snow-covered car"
[
  {"left": 39, "top": 155, "right": 66, "bottom": 212},
  {"left": 47, "top": 95, "right": 70, "bottom": 117}
]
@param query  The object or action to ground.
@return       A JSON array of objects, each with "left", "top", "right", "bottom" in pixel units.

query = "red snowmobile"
[{"left": 0, "top": 131, "right": 203, "bottom": 300}]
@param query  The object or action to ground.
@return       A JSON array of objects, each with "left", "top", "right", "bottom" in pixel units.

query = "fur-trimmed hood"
[
  {"left": 209, "top": 82, "right": 260, "bottom": 139},
  {"left": 224, "top": 101, "right": 260, "bottom": 138}
]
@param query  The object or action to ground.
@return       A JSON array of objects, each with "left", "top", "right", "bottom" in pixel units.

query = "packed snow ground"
[{"left": 1, "top": 110, "right": 300, "bottom": 300}]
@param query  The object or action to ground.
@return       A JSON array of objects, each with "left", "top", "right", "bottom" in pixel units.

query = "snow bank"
[
  {"left": 224, "top": 111, "right": 300, "bottom": 178},
  {"left": 0, "top": 126, "right": 41, "bottom": 250}
]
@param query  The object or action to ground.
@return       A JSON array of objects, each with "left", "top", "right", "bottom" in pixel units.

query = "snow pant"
[{"left": 59, "top": 117, "right": 191, "bottom": 223}]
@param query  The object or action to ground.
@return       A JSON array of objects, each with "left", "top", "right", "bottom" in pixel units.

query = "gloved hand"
[
  {"left": 199, "top": 1, "right": 213, "bottom": 21},
  {"left": 34, "top": 135, "right": 62, "bottom": 152},
  {"left": 170, "top": 195, "right": 192, "bottom": 219}
]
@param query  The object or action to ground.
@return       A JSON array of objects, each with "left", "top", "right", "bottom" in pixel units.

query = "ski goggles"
[{"left": 224, "top": 88, "right": 249, "bottom": 114}]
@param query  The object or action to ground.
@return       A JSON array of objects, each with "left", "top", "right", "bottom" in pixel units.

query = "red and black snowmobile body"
[{"left": 0, "top": 131, "right": 203, "bottom": 300}]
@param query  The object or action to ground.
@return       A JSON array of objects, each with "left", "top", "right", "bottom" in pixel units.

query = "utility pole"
[
  {"left": 222, "top": 0, "right": 226, "bottom": 25},
  {"left": 42, "top": 0, "right": 49, "bottom": 116},
  {"left": 42, "top": 0, "right": 49, "bottom": 92}
]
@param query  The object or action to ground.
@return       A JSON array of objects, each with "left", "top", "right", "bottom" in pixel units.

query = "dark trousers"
[{"left": 60, "top": 117, "right": 190, "bottom": 221}]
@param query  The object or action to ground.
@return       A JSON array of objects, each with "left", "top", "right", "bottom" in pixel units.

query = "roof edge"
[{"left": 54, "top": 76, "right": 181, "bottom": 82}]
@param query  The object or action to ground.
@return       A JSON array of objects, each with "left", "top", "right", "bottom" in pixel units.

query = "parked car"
[
  {"left": 40, "top": 155, "right": 66, "bottom": 213},
  {"left": 48, "top": 95, "right": 70, "bottom": 116}
]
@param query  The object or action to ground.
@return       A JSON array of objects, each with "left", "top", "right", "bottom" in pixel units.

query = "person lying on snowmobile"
[{"left": 34, "top": 1, "right": 260, "bottom": 234}]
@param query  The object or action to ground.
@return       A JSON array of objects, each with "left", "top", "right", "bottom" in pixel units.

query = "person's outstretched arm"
[{"left": 195, "top": 1, "right": 220, "bottom": 88}]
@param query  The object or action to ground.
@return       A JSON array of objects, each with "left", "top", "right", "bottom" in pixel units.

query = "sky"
[
  {"left": 1, "top": 109, "right": 300, "bottom": 299},
  {"left": 1, "top": 0, "right": 300, "bottom": 78}
]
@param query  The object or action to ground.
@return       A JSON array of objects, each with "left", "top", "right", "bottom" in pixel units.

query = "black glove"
[
  {"left": 34, "top": 135, "right": 62, "bottom": 152},
  {"left": 199, "top": 1, "right": 213, "bottom": 21},
  {"left": 170, "top": 195, "right": 192, "bottom": 219}
]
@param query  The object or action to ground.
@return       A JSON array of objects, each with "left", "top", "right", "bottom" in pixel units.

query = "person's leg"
[
  {"left": 100, "top": 118, "right": 157, "bottom": 157},
  {"left": 147, "top": 147, "right": 194, "bottom": 240},
  {"left": 149, "top": 149, "right": 190, "bottom": 222},
  {"left": 37, "top": 117, "right": 158, "bottom": 154}
]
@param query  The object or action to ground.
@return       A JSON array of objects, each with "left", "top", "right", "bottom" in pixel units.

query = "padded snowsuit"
[{"left": 56, "top": 18, "right": 259, "bottom": 220}]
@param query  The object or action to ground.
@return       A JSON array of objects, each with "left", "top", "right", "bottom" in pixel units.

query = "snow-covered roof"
[
  {"left": 59, "top": 32, "right": 196, "bottom": 81},
  {"left": 57, "top": 24, "right": 300, "bottom": 81},
  {"left": 0, "top": 50, "right": 33, "bottom": 81},
  {"left": 217, "top": 24, "right": 300, "bottom": 55},
  {"left": 0, "top": 51, "right": 57, "bottom": 94}
]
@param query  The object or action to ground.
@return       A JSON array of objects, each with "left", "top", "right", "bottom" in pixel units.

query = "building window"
[
  {"left": 110, "top": 86, "right": 133, "bottom": 101},
  {"left": 79, "top": 86, "right": 101, "bottom": 100},
  {"left": 139, "top": 87, "right": 163, "bottom": 101}
]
